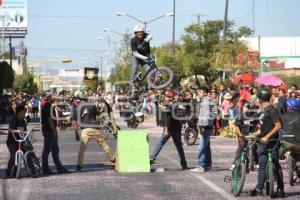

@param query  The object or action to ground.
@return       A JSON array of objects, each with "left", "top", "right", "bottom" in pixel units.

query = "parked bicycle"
[
  {"left": 224, "top": 135, "right": 259, "bottom": 196},
  {"left": 134, "top": 56, "right": 173, "bottom": 89},
  {"left": 280, "top": 135, "right": 300, "bottom": 186},
  {"left": 9, "top": 128, "right": 41, "bottom": 179}
]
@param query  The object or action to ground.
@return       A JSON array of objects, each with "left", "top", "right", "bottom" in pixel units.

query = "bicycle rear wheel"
[
  {"left": 287, "top": 154, "right": 296, "bottom": 186},
  {"left": 25, "top": 151, "right": 41, "bottom": 178},
  {"left": 266, "top": 162, "right": 275, "bottom": 198},
  {"left": 147, "top": 67, "right": 173, "bottom": 89},
  {"left": 231, "top": 160, "right": 247, "bottom": 196},
  {"left": 15, "top": 153, "right": 22, "bottom": 179}
]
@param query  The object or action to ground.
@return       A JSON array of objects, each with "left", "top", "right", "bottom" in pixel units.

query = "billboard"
[
  {"left": 84, "top": 67, "right": 99, "bottom": 81},
  {"left": 0, "top": 0, "right": 27, "bottom": 38}
]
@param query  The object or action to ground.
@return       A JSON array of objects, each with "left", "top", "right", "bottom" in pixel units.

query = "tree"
[
  {"left": 152, "top": 43, "right": 183, "bottom": 88},
  {"left": 180, "top": 20, "right": 253, "bottom": 86},
  {"left": 117, "top": 32, "right": 132, "bottom": 67},
  {"left": 13, "top": 73, "right": 38, "bottom": 94},
  {"left": 0, "top": 61, "right": 14, "bottom": 93},
  {"left": 84, "top": 78, "right": 105, "bottom": 92}
]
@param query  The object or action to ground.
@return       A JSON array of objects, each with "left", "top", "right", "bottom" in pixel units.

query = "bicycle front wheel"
[
  {"left": 231, "top": 160, "right": 247, "bottom": 196},
  {"left": 16, "top": 153, "right": 23, "bottom": 179},
  {"left": 25, "top": 151, "right": 41, "bottom": 178},
  {"left": 266, "top": 162, "right": 275, "bottom": 198},
  {"left": 183, "top": 128, "right": 197, "bottom": 145},
  {"left": 147, "top": 67, "right": 173, "bottom": 89}
]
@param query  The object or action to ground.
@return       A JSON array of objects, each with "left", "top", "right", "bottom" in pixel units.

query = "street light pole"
[
  {"left": 223, "top": 0, "right": 229, "bottom": 42},
  {"left": 116, "top": 11, "right": 173, "bottom": 31},
  {"left": 172, "top": 0, "right": 176, "bottom": 55}
]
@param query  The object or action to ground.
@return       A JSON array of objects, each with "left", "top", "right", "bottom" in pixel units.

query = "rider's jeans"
[
  {"left": 131, "top": 57, "right": 149, "bottom": 83},
  {"left": 256, "top": 144, "right": 284, "bottom": 190},
  {"left": 77, "top": 128, "right": 115, "bottom": 167},
  {"left": 197, "top": 127, "right": 212, "bottom": 168},
  {"left": 151, "top": 131, "right": 187, "bottom": 167},
  {"left": 42, "top": 130, "right": 64, "bottom": 171}
]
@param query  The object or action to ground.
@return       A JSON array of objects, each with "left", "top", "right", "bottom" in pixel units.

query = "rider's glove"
[{"left": 146, "top": 57, "right": 155, "bottom": 65}]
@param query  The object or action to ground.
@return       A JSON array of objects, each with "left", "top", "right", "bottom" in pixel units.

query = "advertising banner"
[
  {"left": 84, "top": 67, "right": 99, "bottom": 81},
  {"left": 0, "top": 0, "right": 27, "bottom": 29}
]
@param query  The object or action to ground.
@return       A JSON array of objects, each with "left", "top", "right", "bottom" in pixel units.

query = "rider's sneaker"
[
  {"left": 229, "top": 164, "right": 235, "bottom": 171},
  {"left": 250, "top": 188, "right": 263, "bottom": 196}
]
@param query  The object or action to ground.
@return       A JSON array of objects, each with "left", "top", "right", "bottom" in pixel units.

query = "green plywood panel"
[{"left": 115, "top": 129, "right": 150, "bottom": 172}]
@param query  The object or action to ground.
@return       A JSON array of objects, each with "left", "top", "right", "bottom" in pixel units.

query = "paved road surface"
[{"left": 0, "top": 117, "right": 300, "bottom": 200}]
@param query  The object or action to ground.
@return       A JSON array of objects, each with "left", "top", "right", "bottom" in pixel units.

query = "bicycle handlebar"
[{"left": 8, "top": 128, "right": 32, "bottom": 143}]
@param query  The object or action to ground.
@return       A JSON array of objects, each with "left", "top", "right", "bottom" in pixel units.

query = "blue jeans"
[
  {"left": 151, "top": 131, "right": 187, "bottom": 167},
  {"left": 197, "top": 128, "right": 212, "bottom": 168},
  {"left": 42, "top": 130, "right": 64, "bottom": 171},
  {"left": 256, "top": 144, "right": 284, "bottom": 190}
]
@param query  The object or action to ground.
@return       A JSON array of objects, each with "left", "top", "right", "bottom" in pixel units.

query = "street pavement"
[{"left": 1, "top": 116, "right": 300, "bottom": 200}]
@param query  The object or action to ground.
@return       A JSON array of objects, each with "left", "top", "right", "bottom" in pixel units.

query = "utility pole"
[
  {"left": 223, "top": 0, "right": 229, "bottom": 42},
  {"left": 2, "top": 15, "right": 4, "bottom": 60},
  {"left": 252, "top": 0, "right": 256, "bottom": 35},
  {"left": 172, "top": 0, "right": 176, "bottom": 55}
]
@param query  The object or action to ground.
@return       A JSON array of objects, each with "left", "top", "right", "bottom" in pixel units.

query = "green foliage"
[
  {"left": 153, "top": 43, "right": 184, "bottom": 85},
  {"left": 13, "top": 73, "right": 38, "bottom": 94},
  {"left": 180, "top": 20, "right": 253, "bottom": 86},
  {"left": 277, "top": 75, "right": 300, "bottom": 88},
  {"left": 84, "top": 78, "right": 105, "bottom": 91}
]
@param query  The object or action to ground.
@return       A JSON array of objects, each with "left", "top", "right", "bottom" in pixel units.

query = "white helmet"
[{"left": 133, "top": 24, "right": 145, "bottom": 33}]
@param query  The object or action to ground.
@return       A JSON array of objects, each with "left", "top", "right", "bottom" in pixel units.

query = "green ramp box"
[{"left": 115, "top": 129, "right": 150, "bottom": 172}]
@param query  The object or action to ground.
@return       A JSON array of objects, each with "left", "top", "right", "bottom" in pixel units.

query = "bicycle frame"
[
  {"left": 138, "top": 63, "right": 157, "bottom": 82},
  {"left": 9, "top": 129, "right": 31, "bottom": 166}
]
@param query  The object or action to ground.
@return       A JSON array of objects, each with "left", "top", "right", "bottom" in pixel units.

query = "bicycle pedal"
[{"left": 224, "top": 175, "right": 232, "bottom": 182}]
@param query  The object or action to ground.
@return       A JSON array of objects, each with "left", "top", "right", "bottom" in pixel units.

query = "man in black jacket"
[
  {"left": 150, "top": 90, "right": 188, "bottom": 170},
  {"left": 41, "top": 91, "right": 69, "bottom": 175}
]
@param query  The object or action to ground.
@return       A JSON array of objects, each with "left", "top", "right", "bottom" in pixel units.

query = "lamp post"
[
  {"left": 97, "top": 36, "right": 117, "bottom": 69},
  {"left": 116, "top": 11, "right": 173, "bottom": 32},
  {"left": 172, "top": 0, "right": 175, "bottom": 55}
]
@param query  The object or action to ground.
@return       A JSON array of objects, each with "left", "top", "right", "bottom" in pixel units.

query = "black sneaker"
[
  {"left": 150, "top": 159, "right": 155, "bottom": 165},
  {"left": 250, "top": 188, "right": 263, "bottom": 196},
  {"left": 275, "top": 189, "right": 285, "bottom": 198},
  {"left": 43, "top": 169, "right": 54, "bottom": 176},
  {"left": 182, "top": 166, "right": 189, "bottom": 170},
  {"left": 57, "top": 168, "right": 69, "bottom": 174},
  {"left": 76, "top": 165, "right": 82, "bottom": 171}
]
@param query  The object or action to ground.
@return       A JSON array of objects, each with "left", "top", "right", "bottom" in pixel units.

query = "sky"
[{"left": 19, "top": 0, "right": 300, "bottom": 74}]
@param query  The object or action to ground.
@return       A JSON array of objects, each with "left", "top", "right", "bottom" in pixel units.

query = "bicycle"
[
  {"left": 251, "top": 135, "right": 292, "bottom": 198},
  {"left": 9, "top": 128, "right": 41, "bottom": 179},
  {"left": 182, "top": 118, "right": 198, "bottom": 146},
  {"left": 280, "top": 135, "right": 300, "bottom": 186},
  {"left": 134, "top": 56, "right": 173, "bottom": 89},
  {"left": 225, "top": 135, "right": 259, "bottom": 196}
]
